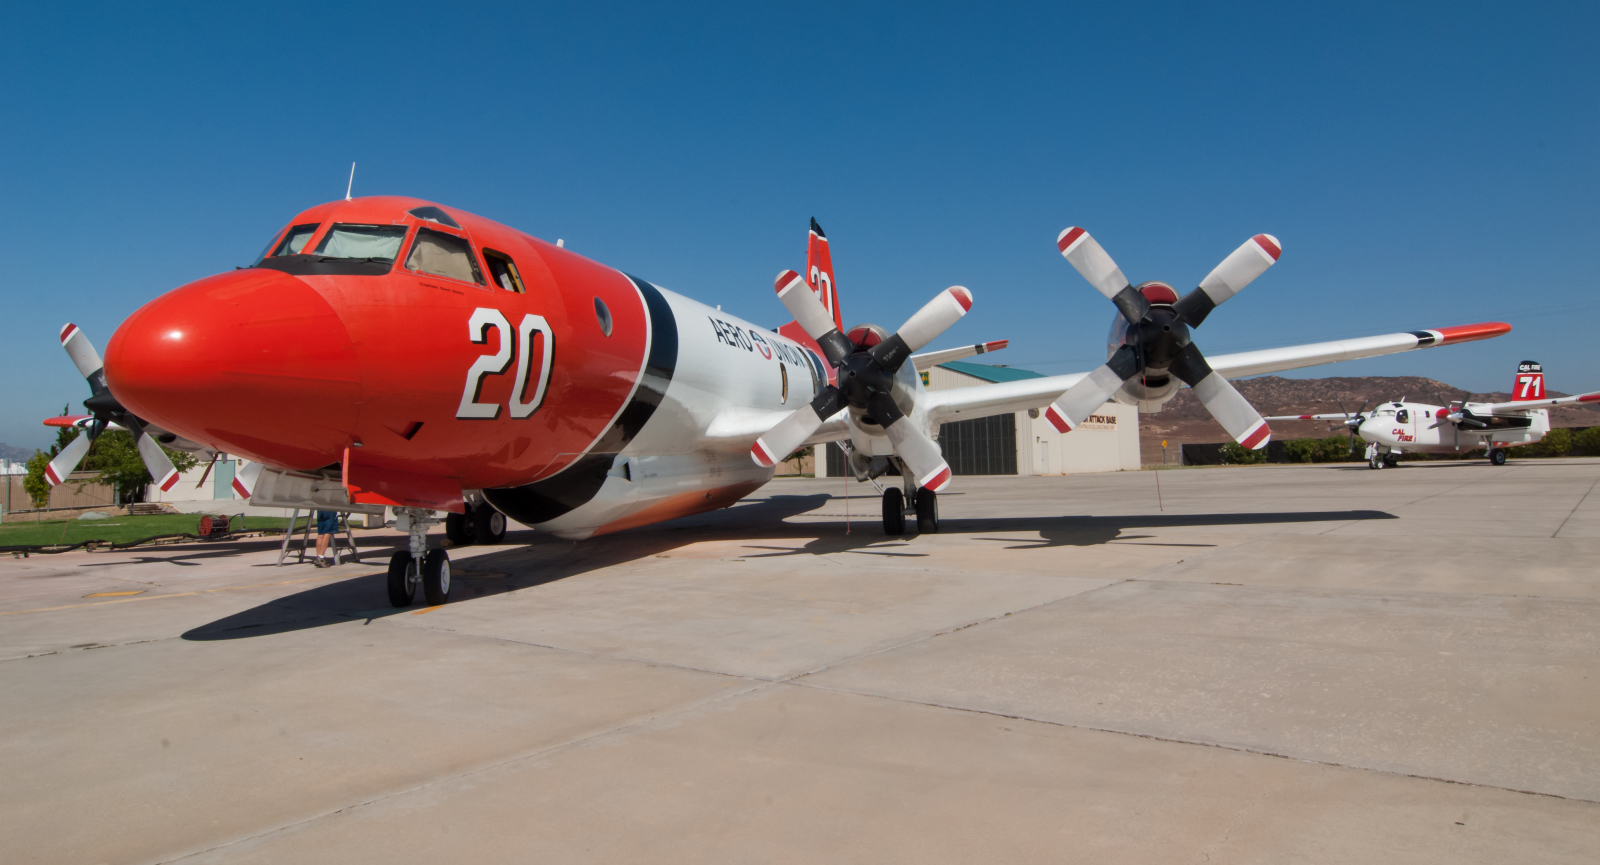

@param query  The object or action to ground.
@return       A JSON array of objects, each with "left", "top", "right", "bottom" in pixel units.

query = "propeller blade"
[
  {"left": 864, "top": 390, "right": 951, "bottom": 491},
  {"left": 869, "top": 286, "right": 973, "bottom": 373},
  {"left": 135, "top": 431, "right": 182, "bottom": 492},
  {"left": 775, "top": 270, "right": 853, "bottom": 366},
  {"left": 1042, "top": 344, "right": 1141, "bottom": 433},
  {"left": 59, "top": 323, "right": 106, "bottom": 386},
  {"left": 1168, "top": 343, "right": 1270, "bottom": 449},
  {"left": 1057, "top": 227, "right": 1148, "bottom": 324},
  {"left": 751, "top": 387, "right": 848, "bottom": 467},
  {"left": 1172, "top": 234, "right": 1281, "bottom": 328},
  {"left": 232, "top": 460, "right": 264, "bottom": 498},
  {"left": 884, "top": 418, "right": 952, "bottom": 492},
  {"left": 44, "top": 433, "right": 92, "bottom": 486}
]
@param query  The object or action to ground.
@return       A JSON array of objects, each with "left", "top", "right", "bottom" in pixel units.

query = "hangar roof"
[{"left": 936, "top": 361, "right": 1045, "bottom": 383}]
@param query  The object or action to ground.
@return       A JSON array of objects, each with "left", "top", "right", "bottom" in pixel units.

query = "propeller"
[
  {"left": 46, "top": 323, "right": 180, "bottom": 492},
  {"left": 1338, "top": 400, "right": 1370, "bottom": 457},
  {"left": 752, "top": 270, "right": 970, "bottom": 491},
  {"left": 1043, "top": 229, "right": 1281, "bottom": 449}
]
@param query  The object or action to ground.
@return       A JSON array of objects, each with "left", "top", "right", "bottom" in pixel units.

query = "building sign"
[{"left": 1077, "top": 413, "right": 1118, "bottom": 431}]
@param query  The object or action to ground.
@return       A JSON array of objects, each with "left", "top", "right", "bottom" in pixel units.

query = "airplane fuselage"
[
  {"left": 102, "top": 196, "right": 864, "bottom": 538},
  {"left": 1358, "top": 402, "right": 1548, "bottom": 455}
]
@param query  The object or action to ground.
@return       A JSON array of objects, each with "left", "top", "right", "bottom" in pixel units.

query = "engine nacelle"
[{"left": 1105, "top": 281, "right": 1184, "bottom": 412}]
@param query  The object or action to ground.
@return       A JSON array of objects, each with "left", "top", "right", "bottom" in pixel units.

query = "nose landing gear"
[{"left": 386, "top": 507, "right": 452, "bottom": 608}]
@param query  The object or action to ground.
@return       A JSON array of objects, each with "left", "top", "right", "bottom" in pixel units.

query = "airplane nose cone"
[{"left": 106, "top": 269, "right": 362, "bottom": 469}]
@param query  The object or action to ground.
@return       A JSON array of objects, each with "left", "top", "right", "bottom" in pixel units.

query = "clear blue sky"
[{"left": 2, "top": 2, "right": 1595, "bottom": 451}]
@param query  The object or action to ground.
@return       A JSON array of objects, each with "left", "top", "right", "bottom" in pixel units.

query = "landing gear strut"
[{"left": 386, "top": 507, "right": 451, "bottom": 608}]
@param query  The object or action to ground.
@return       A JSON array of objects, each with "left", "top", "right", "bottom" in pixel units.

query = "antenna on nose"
[{"left": 345, "top": 162, "right": 356, "bottom": 201}]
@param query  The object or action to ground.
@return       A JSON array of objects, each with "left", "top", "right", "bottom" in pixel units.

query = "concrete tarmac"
[{"left": 2, "top": 459, "right": 1597, "bottom": 863}]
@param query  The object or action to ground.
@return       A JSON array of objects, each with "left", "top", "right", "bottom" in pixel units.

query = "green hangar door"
[{"left": 938, "top": 414, "right": 1017, "bottom": 475}]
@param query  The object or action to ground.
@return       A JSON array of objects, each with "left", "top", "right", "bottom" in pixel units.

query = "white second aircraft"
[{"left": 1268, "top": 361, "right": 1600, "bottom": 468}]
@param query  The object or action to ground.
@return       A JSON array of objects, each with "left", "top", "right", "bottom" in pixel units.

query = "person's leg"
[{"left": 316, "top": 532, "right": 330, "bottom": 558}]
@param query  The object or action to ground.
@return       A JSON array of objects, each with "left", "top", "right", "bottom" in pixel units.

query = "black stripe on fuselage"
[
  {"left": 484, "top": 276, "right": 680, "bottom": 527},
  {"left": 1408, "top": 330, "right": 1437, "bottom": 346}
]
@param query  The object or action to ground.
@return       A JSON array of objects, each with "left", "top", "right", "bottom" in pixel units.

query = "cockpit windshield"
[
  {"left": 314, "top": 224, "right": 408, "bottom": 263},
  {"left": 253, "top": 223, "right": 319, "bottom": 264}
]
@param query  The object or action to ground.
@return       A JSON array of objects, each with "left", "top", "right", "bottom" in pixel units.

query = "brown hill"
[{"left": 1139, "top": 375, "right": 1600, "bottom": 465}]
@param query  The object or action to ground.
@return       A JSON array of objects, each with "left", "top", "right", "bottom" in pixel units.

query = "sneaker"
[{"left": 313, "top": 558, "right": 327, "bottom": 568}]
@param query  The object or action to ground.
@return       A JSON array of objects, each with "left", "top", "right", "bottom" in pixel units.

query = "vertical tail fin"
[
  {"left": 807, "top": 218, "right": 843, "bottom": 333},
  {"left": 1513, "top": 360, "right": 1545, "bottom": 401},
  {"left": 778, "top": 218, "right": 845, "bottom": 384}
]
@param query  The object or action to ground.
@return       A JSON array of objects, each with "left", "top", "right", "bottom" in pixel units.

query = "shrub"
[{"left": 1220, "top": 442, "right": 1266, "bottom": 464}]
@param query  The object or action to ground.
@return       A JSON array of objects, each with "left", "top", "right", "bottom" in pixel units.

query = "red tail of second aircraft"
[{"left": 1513, "top": 360, "right": 1546, "bottom": 401}]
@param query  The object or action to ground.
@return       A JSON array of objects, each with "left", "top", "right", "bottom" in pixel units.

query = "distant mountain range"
[
  {"left": 1139, "top": 375, "right": 1600, "bottom": 463},
  {"left": 0, "top": 442, "right": 37, "bottom": 463}
]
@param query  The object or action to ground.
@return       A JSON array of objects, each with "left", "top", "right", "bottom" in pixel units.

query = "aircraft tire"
[
  {"left": 387, "top": 551, "right": 416, "bottom": 608},
  {"left": 882, "top": 487, "right": 905, "bottom": 535},
  {"left": 915, "top": 488, "right": 939, "bottom": 534},
  {"left": 473, "top": 504, "right": 506, "bottom": 544},
  {"left": 422, "top": 549, "right": 451, "bottom": 606},
  {"left": 1383, "top": 455, "right": 1400, "bottom": 468},
  {"left": 1490, "top": 448, "right": 1507, "bottom": 466},
  {"left": 445, "top": 512, "right": 471, "bottom": 546}
]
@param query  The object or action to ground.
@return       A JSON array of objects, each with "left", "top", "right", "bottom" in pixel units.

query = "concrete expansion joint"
[
  {"left": 152, "top": 678, "right": 779, "bottom": 865},
  {"left": 789, "top": 681, "right": 1600, "bottom": 806}
]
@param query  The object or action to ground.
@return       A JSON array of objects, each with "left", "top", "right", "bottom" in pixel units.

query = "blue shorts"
[{"left": 316, "top": 511, "right": 339, "bottom": 534}]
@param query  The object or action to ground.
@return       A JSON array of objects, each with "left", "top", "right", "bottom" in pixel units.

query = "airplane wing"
[
  {"left": 1264, "top": 413, "right": 1351, "bottom": 421},
  {"left": 1471, "top": 390, "right": 1600, "bottom": 416},
  {"left": 911, "top": 340, "right": 1008, "bottom": 371},
  {"left": 926, "top": 321, "right": 1511, "bottom": 424}
]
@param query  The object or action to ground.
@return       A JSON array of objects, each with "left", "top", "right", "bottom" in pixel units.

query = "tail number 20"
[{"left": 456, "top": 308, "right": 555, "bottom": 419}]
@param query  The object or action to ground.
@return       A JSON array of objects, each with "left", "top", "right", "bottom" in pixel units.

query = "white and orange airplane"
[
  {"left": 41, "top": 199, "right": 1509, "bottom": 606},
  {"left": 1268, "top": 360, "right": 1600, "bottom": 467}
]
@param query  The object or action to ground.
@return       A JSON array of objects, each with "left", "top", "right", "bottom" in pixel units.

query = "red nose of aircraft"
[{"left": 106, "top": 269, "right": 362, "bottom": 470}]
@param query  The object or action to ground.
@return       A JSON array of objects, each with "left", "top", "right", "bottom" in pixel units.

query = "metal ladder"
[{"left": 276, "top": 509, "right": 361, "bottom": 566}]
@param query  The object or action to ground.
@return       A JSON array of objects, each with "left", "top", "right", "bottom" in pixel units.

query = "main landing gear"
[
  {"left": 388, "top": 507, "right": 451, "bottom": 608},
  {"left": 880, "top": 468, "right": 940, "bottom": 536},
  {"left": 1488, "top": 448, "right": 1507, "bottom": 466},
  {"left": 445, "top": 498, "right": 507, "bottom": 546}
]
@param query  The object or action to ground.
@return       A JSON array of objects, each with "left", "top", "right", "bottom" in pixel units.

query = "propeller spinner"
[
  {"left": 751, "top": 271, "right": 970, "bottom": 492},
  {"left": 1043, "top": 229, "right": 1281, "bottom": 450},
  {"left": 46, "top": 323, "right": 181, "bottom": 492}
]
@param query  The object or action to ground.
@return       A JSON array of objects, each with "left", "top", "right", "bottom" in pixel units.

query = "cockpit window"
[
  {"left": 314, "top": 224, "right": 408, "bottom": 263},
  {"left": 407, "top": 206, "right": 461, "bottom": 228},
  {"left": 1396, "top": 409, "right": 1410, "bottom": 423},
  {"left": 482, "top": 249, "right": 524, "bottom": 293},
  {"left": 404, "top": 227, "right": 484, "bottom": 284},
  {"left": 260, "top": 223, "right": 320, "bottom": 262}
]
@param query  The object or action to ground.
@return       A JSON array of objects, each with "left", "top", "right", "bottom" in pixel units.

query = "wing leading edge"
[{"left": 925, "top": 321, "right": 1511, "bottom": 425}]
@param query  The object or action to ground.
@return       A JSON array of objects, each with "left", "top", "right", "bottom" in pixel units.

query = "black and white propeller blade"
[
  {"left": 47, "top": 323, "right": 183, "bottom": 491},
  {"left": 1044, "top": 229, "right": 1281, "bottom": 449}
]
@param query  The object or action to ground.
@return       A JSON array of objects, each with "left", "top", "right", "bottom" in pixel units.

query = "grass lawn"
[{"left": 0, "top": 513, "right": 311, "bottom": 548}]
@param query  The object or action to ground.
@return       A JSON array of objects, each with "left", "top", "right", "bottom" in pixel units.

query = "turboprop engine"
[{"left": 1045, "top": 228, "right": 1284, "bottom": 450}]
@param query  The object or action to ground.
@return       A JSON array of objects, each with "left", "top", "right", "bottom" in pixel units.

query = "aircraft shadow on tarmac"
[{"left": 182, "top": 499, "right": 1394, "bottom": 642}]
